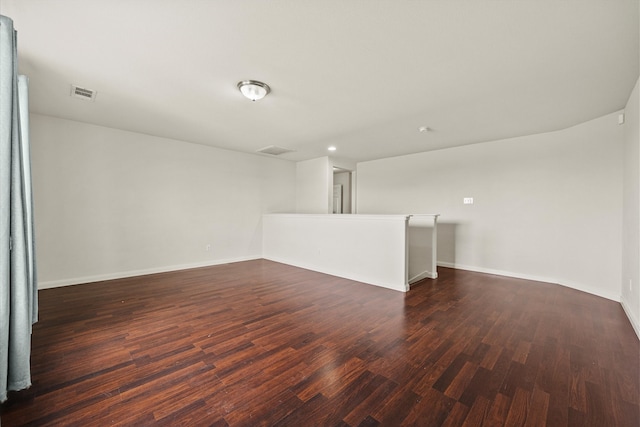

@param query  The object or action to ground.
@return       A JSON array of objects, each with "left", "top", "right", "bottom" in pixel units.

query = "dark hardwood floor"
[{"left": 1, "top": 260, "right": 638, "bottom": 426}]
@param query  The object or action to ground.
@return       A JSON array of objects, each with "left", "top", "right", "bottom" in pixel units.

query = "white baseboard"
[
  {"left": 37, "top": 255, "right": 262, "bottom": 290},
  {"left": 438, "top": 261, "right": 640, "bottom": 338},
  {"left": 264, "top": 255, "right": 408, "bottom": 292},
  {"left": 621, "top": 297, "right": 640, "bottom": 340},
  {"left": 38, "top": 257, "right": 638, "bottom": 341},
  {"left": 409, "top": 270, "right": 438, "bottom": 284},
  {"left": 437, "top": 261, "right": 620, "bottom": 302}
]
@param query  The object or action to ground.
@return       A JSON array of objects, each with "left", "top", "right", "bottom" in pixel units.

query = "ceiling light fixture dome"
[{"left": 237, "top": 80, "right": 270, "bottom": 101}]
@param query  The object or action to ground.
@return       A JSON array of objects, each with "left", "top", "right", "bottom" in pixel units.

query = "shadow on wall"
[
  {"left": 437, "top": 222, "right": 457, "bottom": 267},
  {"left": 408, "top": 224, "right": 434, "bottom": 280},
  {"left": 407, "top": 219, "right": 458, "bottom": 279}
]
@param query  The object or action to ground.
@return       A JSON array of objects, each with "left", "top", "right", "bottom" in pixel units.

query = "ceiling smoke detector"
[{"left": 70, "top": 85, "right": 97, "bottom": 101}]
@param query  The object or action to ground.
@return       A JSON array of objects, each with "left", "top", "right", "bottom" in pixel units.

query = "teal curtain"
[{"left": 0, "top": 15, "right": 38, "bottom": 403}]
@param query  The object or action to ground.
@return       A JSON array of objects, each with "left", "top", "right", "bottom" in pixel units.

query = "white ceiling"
[{"left": 2, "top": 1, "right": 638, "bottom": 162}]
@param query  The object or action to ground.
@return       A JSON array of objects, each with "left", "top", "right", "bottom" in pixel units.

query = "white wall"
[
  {"left": 31, "top": 114, "right": 296, "bottom": 288},
  {"left": 333, "top": 171, "right": 351, "bottom": 213},
  {"left": 331, "top": 157, "right": 357, "bottom": 213},
  {"left": 263, "top": 214, "right": 409, "bottom": 291},
  {"left": 622, "top": 78, "right": 640, "bottom": 336},
  {"left": 295, "top": 157, "right": 331, "bottom": 213},
  {"left": 295, "top": 156, "right": 358, "bottom": 214},
  {"left": 357, "top": 112, "right": 624, "bottom": 301}
]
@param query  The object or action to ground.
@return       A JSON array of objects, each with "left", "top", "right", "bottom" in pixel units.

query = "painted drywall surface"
[
  {"left": 357, "top": 112, "right": 624, "bottom": 301},
  {"left": 295, "top": 157, "right": 331, "bottom": 213},
  {"left": 295, "top": 156, "right": 357, "bottom": 214},
  {"left": 263, "top": 214, "right": 409, "bottom": 291},
  {"left": 333, "top": 171, "right": 351, "bottom": 213},
  {"left": 330, "top": 157, "right": 357, "bottom": 172},
  {"left": 331, "top": 157, "right": 357, "bottom": 213},
  {"left": 407, "top": 216, "right": 438, "bottom": 281},
  {"left": 31, "top": 114, "right": 296, "bottom": 287},
  {"left": 622, "top": 77, "right": 640, "bottom": 336}
]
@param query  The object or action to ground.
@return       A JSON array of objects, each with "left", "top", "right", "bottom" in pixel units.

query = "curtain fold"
[{"left": 0, "top": 14, "right": 38, "bottom": 404}]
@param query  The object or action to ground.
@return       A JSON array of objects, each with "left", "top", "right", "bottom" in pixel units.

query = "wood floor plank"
[
  {"left": 486, "top": 392, "right": 512, "bottom": 425},
  {"left": 461, "top": 395, "right": 492, "bottom": 427},
  {"left": 441, "top": 401, "right": 471, "bottom": 427},
  {"left": 400, "top": 387, "right": 456, "bottom": 426},
  {"left": 524, "top": 385, "right": 550, "bottom": 427},
  {"left": 1, "top": 260, "right": 637, "bottom": 426},
  {"left": 504, "top": 387, "right": 530, "bottom": 426}
]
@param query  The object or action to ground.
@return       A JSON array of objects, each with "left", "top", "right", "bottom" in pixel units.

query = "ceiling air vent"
[
  {"left": 70, "top": 84, "right": 97, "bottom": 101},
  {"left": 257, "top": 145, "right": 294, "bottom": 156}
]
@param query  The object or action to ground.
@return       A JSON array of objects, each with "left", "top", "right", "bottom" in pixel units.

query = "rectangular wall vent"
[
  {"left": 257, "top": 145, "right": 294, "bottom": 156},
  {"left": 70, "top": 85, "right": 97, "bottom": 101}
]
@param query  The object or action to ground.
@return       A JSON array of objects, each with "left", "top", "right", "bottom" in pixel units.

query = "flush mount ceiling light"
[
  {"left": 418, "top": 126, "right": 430, "bottom": 133},
  {"left": 237, "top": 80, "right": 270, "bottom": 101},
  {"left": 328, "top": 146, "right": 337, "bottom": 152}
]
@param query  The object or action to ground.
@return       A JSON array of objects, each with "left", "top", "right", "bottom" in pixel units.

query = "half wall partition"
[{"left": 263, "top": 214, "right": 439, "bottom": 292}]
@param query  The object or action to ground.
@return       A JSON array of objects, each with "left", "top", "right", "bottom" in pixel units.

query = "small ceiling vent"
[
  {"left": 257, "top": 145, "right": 294, "bottom": 156},
  {"left": 70, "top": 84, "right": 97, "bottom": 101}
]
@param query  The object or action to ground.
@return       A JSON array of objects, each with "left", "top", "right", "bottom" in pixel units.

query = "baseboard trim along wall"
[
  {"left": 38, "top": 255, "right": 637, "bottom": 339},
  {"left": 437, "top": 262, "right": 621, "bottom": 302},
  {"left": 621, "top": 298, "right": 640, "bottom": 340},
  {"left": 437, "top": 261, "right": 640, "bottom": 338},
  {"left": 263, "top": 255, "right": 406, "bottom": 292},
  {"left": 409, "top": 270, "right": 438, "bottom": 284},
  {"left": 37, "top": 255, "right": 262, "bottom": 290}
]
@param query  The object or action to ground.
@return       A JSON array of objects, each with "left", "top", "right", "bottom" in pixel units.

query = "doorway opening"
[{"left": 333, "top": 167, "right": 353, "bottom": 214}]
